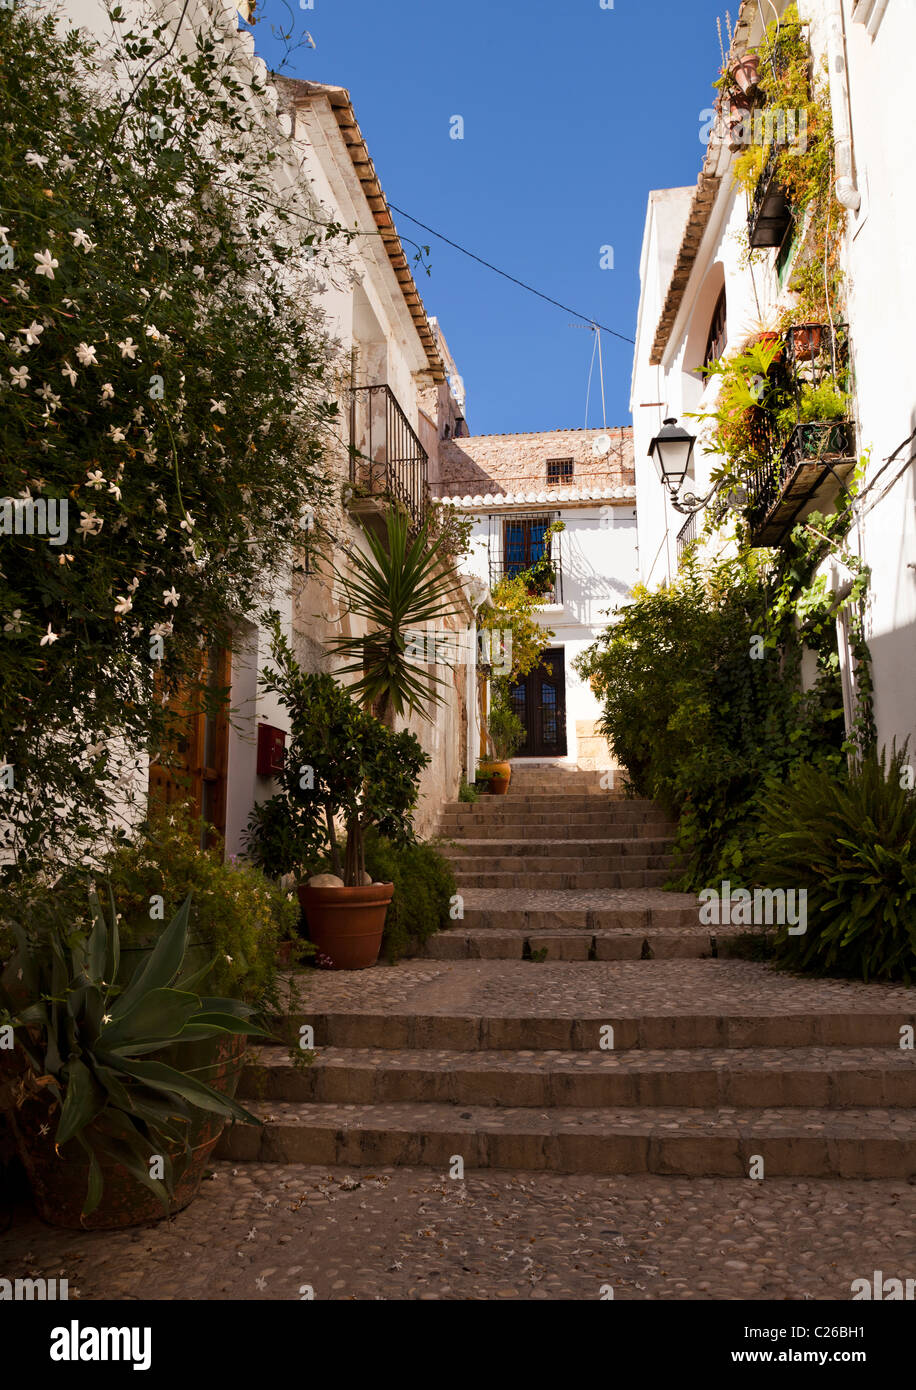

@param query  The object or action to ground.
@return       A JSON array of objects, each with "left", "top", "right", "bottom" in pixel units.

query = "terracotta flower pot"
[
  {"left": 732, "top": 53, "right": 760, "bottom": 94},
  {"left": 478, "top": 760, "right": 512, "bottom": 794},
  {"left": 5, "top": 1033, "right": 247, "bottom": 1230},
  {"left": 789, "top": 325, "right": 823, "bottom": 361},
  {"left": 297, "top": 882, "right": 394, "bottom": 970}
]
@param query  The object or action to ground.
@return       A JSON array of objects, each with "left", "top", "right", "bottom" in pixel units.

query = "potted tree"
[
  {"left": 0, "top": 890, "right": 265, "bottom": 1228},
  {"left": 248, "top": 622, "right": 430, "bottom": 970},
  {"left": 478, "top": 681, "right": 526, "bottom": 794}
]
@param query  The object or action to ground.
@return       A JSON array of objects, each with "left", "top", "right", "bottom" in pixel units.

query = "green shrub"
[
  {"left": 363, "top": 832, "right": 457, "bottom": 963},
  {"left": 748, "top": 750, "right": 916, "bottom": 982},
  {"left": 458, "top": 779, "right": 480, "bottom": 803}
]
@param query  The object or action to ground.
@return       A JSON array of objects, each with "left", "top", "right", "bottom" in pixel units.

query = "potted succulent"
[
  {"left": 246, "top": 622, "right": 430, "bottom": 970},
  {"left": 479, "top": 681, "right": 526, "bottom": 794},
  {"left": 0, "top": 890, "right": 265, "bottom": 1228}
]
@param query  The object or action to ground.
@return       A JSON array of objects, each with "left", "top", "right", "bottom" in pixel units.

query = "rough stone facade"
[{"left": 435, "top": 427, "right": 635, "bottom": 500}]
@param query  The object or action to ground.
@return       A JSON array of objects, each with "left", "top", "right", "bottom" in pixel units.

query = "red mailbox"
[{"left": 257, "top": 723, "right": 286, "bottom": 777}]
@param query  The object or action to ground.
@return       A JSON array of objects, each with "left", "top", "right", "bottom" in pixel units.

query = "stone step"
[
  {"left": 460, "top": 901, "right": 700, "bottom": 930},
  {"left": 445, "top": 852, "right": 674, "bottom": 874},
  {"left": 441, "top": 838, "right": 675, "bottom": 860},
  {"left": 274, "top": 1009, "right": 913, "bottom": 1053},
  {"left": 450, "top": 869, "right": 673, "bottom": 890},
  {"left": 240, "top": 1045, "right": 916, "bottom": 1109},
  {"left": 419, "top": 926, "right": 725, "bottom": 960},
  {"left": 219, "top": 1101, "right": 916, "bottom": 1177},
  {"left": 443, "top": 797, "right": 662, "bottom": 814},
  {"left": 439, "top": 820, "right": 675, "bottom": 841}
]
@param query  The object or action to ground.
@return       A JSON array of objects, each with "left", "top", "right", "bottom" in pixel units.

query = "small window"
[
  {"left": 547, "top": 458, "right": 574, "bottom": 485},
  {"left": 703, "top": 287, "right": 728, "bottom": 368}
]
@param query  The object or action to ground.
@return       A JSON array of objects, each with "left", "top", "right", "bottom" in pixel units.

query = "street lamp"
[{"left": 648, "top": 417, "right": 696, "bottom": 495}]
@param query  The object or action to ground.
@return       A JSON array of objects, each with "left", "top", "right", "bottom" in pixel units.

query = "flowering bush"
[{"left": 0, "top": 4, "right": 341, "bottom": 871}]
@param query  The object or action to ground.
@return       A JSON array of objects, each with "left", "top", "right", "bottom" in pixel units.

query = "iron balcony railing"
[
  {"left": 488, "top": 511, "right": 564, "bottom": 605},
  {"left": 348, "top": 384, "right": 429, "bottom": 528},
  {"left": 676, "top": 511, "right": 699, "bottom": 563}
]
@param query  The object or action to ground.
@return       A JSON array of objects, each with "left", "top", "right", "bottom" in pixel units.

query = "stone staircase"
[{"left": 223, "top": 763, "right": 916, "bottom": 1179}]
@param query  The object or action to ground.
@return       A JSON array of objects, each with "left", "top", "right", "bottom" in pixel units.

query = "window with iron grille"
[
  {"left": 546, "top": 458, "right": 574, "bottom": 485},
  {"left": 703, "top": 288, "right": 728, "bottom": 368}
]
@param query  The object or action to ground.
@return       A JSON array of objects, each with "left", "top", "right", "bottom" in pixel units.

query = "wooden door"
[
  {"left": 148, "top": 647, "right": 231, "bottom": 849},
  {"left": 510, "top": 648, "right": 567, "bottom": 757}
]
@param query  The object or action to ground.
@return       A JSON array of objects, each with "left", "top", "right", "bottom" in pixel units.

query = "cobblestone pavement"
[{"left": 3, "top": 1165, "right": 914, "bottom": 1300}]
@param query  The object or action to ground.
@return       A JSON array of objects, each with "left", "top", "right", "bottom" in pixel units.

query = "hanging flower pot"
[
  {"left": 788, "top": 324, "right": 824, "bottom": 362},
  {"left": 731, "top": 52, "right": 760, "bottom": 94}
]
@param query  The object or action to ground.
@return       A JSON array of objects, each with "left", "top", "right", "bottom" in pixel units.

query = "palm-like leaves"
[{"left": 326, "top": 510, "right": 463, "bottom": 724}]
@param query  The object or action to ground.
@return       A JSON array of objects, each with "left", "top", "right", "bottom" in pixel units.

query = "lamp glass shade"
[{"left": 648, "top": 418, "right": 696, "bottom": 489}]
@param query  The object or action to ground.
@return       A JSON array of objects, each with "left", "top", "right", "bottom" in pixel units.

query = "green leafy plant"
[
  {"left": 458, "top": 779, "right": 480, "bottom": 803},
  {"left": 0, "top": 891, "right": 265, "bottom": 1217},
  {"left": 749, "top": 750, "right": 916, "bottom": 982},
  {"left": 323, "top": 510, "right": 464, "bottom": 726},
  {"left": 246, "top": 619, "right": 430, "bottom": 886},
  {"left": 486, "top": 682, "right": 526, "bottom": 761},
  {"left": 362, "top": 831, "right": 457, "bottom": 962}
]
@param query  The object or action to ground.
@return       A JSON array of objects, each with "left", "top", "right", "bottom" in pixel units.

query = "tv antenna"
[{"left": 570, "top": 322, "right": 607, "bottom": 431}]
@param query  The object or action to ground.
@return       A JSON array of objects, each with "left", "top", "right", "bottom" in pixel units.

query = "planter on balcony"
[
  {"left": 746, "top": 419, "right": 856, "bottom": 547},
  {"left": 748, "top": 151, "right": 793, "bottom": 249},
  {"left": 731, "top": 52, "right": 760, "bottom": 94}
]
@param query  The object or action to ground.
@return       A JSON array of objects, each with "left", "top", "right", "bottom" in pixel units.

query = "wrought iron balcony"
[
  {"left": 676, "top": 511, "right": 699, "bottom": 563},
  {"left": 348, "top": 384, "right": 429, "bottom": 528},
  {"left": 748, "top": 148, "right": 793, "bottom": 248},
  {"left": 746, "top": 419, "right": 857, "bottom": 546},
  {"left": 487, "top": 511, "right": 564, "bottom": 605}
]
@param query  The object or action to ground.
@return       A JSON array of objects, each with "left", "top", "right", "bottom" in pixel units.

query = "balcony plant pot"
[
  {"left": 788, "top": 324, "right": 823, "bottom": 361},
  {"left": 478, "top": 759, "right": 512, "bottom": 795},
  {"left": 1, "top": 1033, "right": 247, "bottom": 1230},
  {"left": 297, "top": 882, "right": 394, "bottom": 970},
  {"left": 731, "top": 52, "right": 760, "bottom": 94}
]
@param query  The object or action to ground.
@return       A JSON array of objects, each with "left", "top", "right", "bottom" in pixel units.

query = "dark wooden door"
[{"left": 510, "top": 648, "right": 567, "bottom": 757}]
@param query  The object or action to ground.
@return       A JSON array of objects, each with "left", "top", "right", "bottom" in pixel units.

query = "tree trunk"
[
  {"left": 325, "top": 806, "right": 343, "bottom": 879},
  {"left": 343, "top": 816, "right": 362, "bottom": 887}
]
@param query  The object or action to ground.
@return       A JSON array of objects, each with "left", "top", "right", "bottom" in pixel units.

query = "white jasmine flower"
[
  {"left": 39, "top": 624, "right": 58, "bottom": 646},
  {"left": 37, "top": 384, "right": 61, "bottom": 410},
  {"left": 3, "top": 610, "right": 23, "bottom": 634},
  {"left": 75, "top": 342, "right": 97, "bottom": 367},
  {"left": 58, "top": 553, "right": 74, "bottom": 565},
  {"left": 25, "top": 151, "right": 47, "bottom": 170},
  {"left": 155, "top": 526, "right": 167, "bottom": 541},
  {"left": 100, "top": 382, "right": 115, "bottom": 401},
  {"left": 9, "top": 366, "right": 29, "bottom": 388},
  {"left": 157, "top": 286, "right": 172, "bottom": 300},
  {"left": 11, "top": 279, "right": 29, "bottom": 298},
  {"left": 59, "top": 155, "right": 77, "bottom": 174},
  {"left": 114, "top": 595, "right": 133, "bottom": 615},
  {"left": 144, "top": 324, "right": 161, "bottom": 340},
  {"left": 192, "top": 265, "right": 205, "bottom": 279},
  {"left": 9, "top": 338, "right": 28, "bottom": 357},
  {"left": 118, "top": 338, "right": 138, "bottom": 360},
  {"left": 151, "top": 620, "right": 173, "bottom": 638},
  {"left": 69, "top": 228, "right": 95, "bottom": 251},
  {"left": 179, "top": 513, "right": 195, "bottom": 531},
  {"left": 33, "top": 249, "right": 59, "bottom": 279},
  {"left": 126, "top": 576, "right": 140, "bottom": 593},
  {"left": 108, "top": 426, "right": 126, "bottom": 443},
  {"left": 162, "top": 586, "right": 180, "bottom": 606},
  {"left": 86, "top": 469, "right": 105, "bottom": 488},
  {"left": 154, "top": 496, "right": 167, "bottom": 513},
  {"left": 108, "top": 482, "right": 122, "bottom": 501},
  {"left": 209, "top": 399, "right": 226, "bottom": 415},
  {"left": 21, "top": 321, "right": 44, "bottom": 346},
  {"left": 78, "top": 511, "right": 103, "bottom": 536},
  {"left": 178, "top": 239, "right": 193, "bottom": 253},
  {"left": 101, "top": 1013, "right": 112, "bottom": 1025},
  {"left": 61, "top": 362, "right": 78, "bottom": 386}
]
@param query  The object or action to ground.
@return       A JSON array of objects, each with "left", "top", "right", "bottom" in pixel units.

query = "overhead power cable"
[{"left": 387, "top": 203, "right": 636, "bottom": 346}]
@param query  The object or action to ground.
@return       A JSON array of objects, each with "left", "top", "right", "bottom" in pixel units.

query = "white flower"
[
  {"left": 78, "top": 511, "right": 103, "bottom": 536},
  {"left": 3, "top": 609, "right": 23, "bottom": 634},
  {"left": 33, "top": 249, "right": 59, "bottom": 279},
  {"left": 69, "top": 228, "right": 95, "bottom": 252},
  {"left": 39, "top": 624, "right": 58, "bottom": 646},
  {"left": 58, "top": 553, "right": 74, "bottom": 565},
  {"left": 114, "top": 595, "right": 133, "bottom": 615},
  {"left": 179, "top": 514, "right": 195, "bottom": 531},
  {"left": 59, "top": 155, "right": 77, "bottom": 174},
  {"left": 25, "top": 151, "right": 47, "bottom": 170},
  {"left": 209, "top": 399, "right": 227, "bottom": 415},
  {"left": 162, "top": 586, "right": 180, "bottom": 607},
  {"left": 61, "top": 362, "right": 78, "bottom": 386},
  {"left": 118, "top": 338, "right": 138, "bottom": 360},
  {"left": 75, "top": 343, "right": 97, "bottom": 367},
  {"left": 192, "top": 265, "right": 206, "bottom": 280},
  {"left": 154, "top": 496, "right": 167, "bottom": 513},
  {"left": 9, "top": 338, "right": 28, "bottom": 357},
  {"left": 151, "top": 620, "right": 173, "bottom": 638},
  {"left": 155, "top": 526, "right": 167, "bottom": 541},
  {"left": 11, "top": 279, "right": 28, "bottom": 299},
  {"left": 100, "top": 382, "right": 115, "bottom": 401},
  {"left": 225, "top": 955, "right": 233, "bottom": 964},
  {"left": 178, "top": 239, "right": 193, "bottom": 253},
  {"left": 101, "top": 1014, "right": 112, "bottom": 1025},
  {"left": 86, "top": 469, "right": 105, "bottom": 489},
  {"left": 37, "top": 384, "right": 61, "bottom": 410},
  {"left": 108, "top": 426, "right": 126, "bottom": 443},
  {"left": 157, "top": 286, "right": 172, "bottom": 301},
  {"left": 21, "top": 321, "right": 44, "bottom": 346},
  {"left": 9, "top": 366, "right": 29, "bottom": 388},
  {"left": 144, "top": 324, "right": 161, "bottom": 340},
  {"left": 126, "top": 576, "right": 140, "bottom": 593},
  {"left": 108, "top": 482, "right": 122, "bottom": 501}
]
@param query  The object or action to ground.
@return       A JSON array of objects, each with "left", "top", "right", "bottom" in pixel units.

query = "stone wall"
[{"left": 436, "top": 427, "right": 634, "bottom": 498}]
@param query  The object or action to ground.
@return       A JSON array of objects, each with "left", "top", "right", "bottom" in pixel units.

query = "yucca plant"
[
  {"left": 749, "top": 750, "right": 916, "bottom": 981},
  {"left": 325, "top": 509, "right": 463, "bottom": 726},
  {"left": 0, "top": 889, "right": 266, "bottom": 1217}
]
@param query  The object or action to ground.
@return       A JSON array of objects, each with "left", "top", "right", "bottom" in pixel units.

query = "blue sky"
[{"left": 249, "top": 0, "right": 730, "bottom": 435}]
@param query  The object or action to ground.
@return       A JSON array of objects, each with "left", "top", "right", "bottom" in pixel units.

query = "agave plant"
[
  {"left": 325, "top": 509, "right": 464, "bottom": 726},
  {"left": 0, "top": 888, "right": 266, "bottom": 1216}
]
